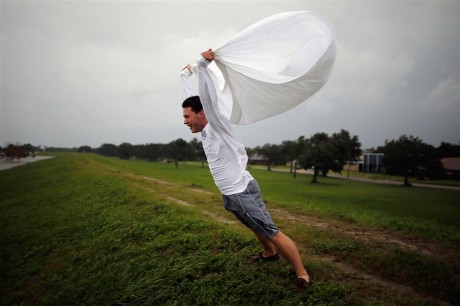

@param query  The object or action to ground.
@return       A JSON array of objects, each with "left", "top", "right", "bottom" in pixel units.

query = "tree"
[
  {"left": 301, "top": 133, "right": 334, "bottom": 183},
  {"left": 330, "top": 129, "right": 361, "bottom": 175},
  {"left": 97, "top": 143, "right": 120, "bottom": 157},
  {"left": 246, "top": 147, "right": 255, "bottom": 158},
  {"left": 77, "top": 145, "right": 92, "bottom": 153},
  {"left": 190, "top": 137, "right": 206, "bottom": 167},
  {"left": 299, "top": 130, "right": 361, "bottom": 183},
  {"left": 119, "top": 142, "right": 134, "bottom": 160},
  {"left": 437, "top": 141, "right": 460, "bottom": 157},
  {"left": 166, "top": 138, "right": 194, "bottom": 169},
  {"left": 4, "top": 144, "right": 26, "bottom": 161},
  {"left": 378, "top": 135, "right": 441, "bottom": 186},
  {"left": 21, "top": 143, "right": 38, "bottom": 157},
  {"left": 133, "top": 143, "right": 165, "bottom": 162},
  {"left": 280, "top": 137, "right": 306, "bottom": 177},
  {"left": 257, "top": 143, "right": 282, "bottom": 171}
]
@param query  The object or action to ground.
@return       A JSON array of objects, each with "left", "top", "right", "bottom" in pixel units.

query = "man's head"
[{"left": 182, "top": 96, "right": 208, "bottom": 133}]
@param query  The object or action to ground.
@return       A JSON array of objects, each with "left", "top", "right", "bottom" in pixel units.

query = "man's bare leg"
[
  {"left": 254, "top": 232, "right": 277, "bottom": 257},
  {"left": 269, "top": 231, "right": 310, "bottom": 282}
]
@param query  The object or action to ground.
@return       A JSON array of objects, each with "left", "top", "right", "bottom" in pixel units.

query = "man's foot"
[
  {"left": 296, "top": 277, "right": 313, "bottom": 289},
  {"left": 248, "top": 252, "right": 280, "bottom": 262}
]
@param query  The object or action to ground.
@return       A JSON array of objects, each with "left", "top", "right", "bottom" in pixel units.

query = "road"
[{"left": 0, "top": 156, "right": 53, "bottom": 171}]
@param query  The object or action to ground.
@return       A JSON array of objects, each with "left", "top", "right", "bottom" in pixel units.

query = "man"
[{"left": 181, "top": 49, "right": 312, "bottom": 289}]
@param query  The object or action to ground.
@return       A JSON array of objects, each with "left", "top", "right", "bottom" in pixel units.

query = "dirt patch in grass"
[
  {"left": 268, "top": 207, "right": 457, "bottom": 305},
  {"left": 203, "top": 210, "right": 238, "bottom": 224},
  {"left": 139, "top": 175, "right": 172, "bottom": 185},
  {"left": 164, "top": 196, "right": 193, "bottom": 207},
  {"left": 270, "top": 208, "right": 447, "bottom": 259},
  {"left": 317, "top": 255, "right": 452, "bottom": 306}
]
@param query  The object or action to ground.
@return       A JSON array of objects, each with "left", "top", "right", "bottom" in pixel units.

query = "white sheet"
[{"left": 197, "top": 11, "right": 337, "bottom": 125}]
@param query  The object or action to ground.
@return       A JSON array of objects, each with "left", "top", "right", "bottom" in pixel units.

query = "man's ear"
[{"left": 199, "top": 110, "right": 208, "bottom": 123}]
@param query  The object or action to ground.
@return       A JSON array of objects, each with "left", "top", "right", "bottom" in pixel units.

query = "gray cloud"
[{"left": 1, "top": 1, "right": 459, "bottom": 149}]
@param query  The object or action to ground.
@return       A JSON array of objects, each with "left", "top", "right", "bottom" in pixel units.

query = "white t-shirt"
[{"left": 181, "top": 57, "right": 253, "bottom": 195}]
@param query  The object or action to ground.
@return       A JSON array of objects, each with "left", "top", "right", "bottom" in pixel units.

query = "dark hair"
[{"left": 182, "top": 96, "right": 203, "bottom": 113}]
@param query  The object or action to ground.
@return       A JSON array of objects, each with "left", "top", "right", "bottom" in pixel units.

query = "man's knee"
[{"left": 268, "top": 230, "right": 282, "bottom": 242}]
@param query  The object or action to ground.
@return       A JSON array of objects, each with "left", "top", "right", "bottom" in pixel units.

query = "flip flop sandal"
[
  {"left": 248, "top": 252, "right": 280, "bottom": 262},
  {"left": 296, "top": 277, "right": 313, "bottom": 289}
]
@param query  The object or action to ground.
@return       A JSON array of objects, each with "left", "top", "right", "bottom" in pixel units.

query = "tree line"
[
  {"left": 0, "top": 143, "right": 39, "bottom": 161},
  {"left": 2, "top": 130, "right": 459, "bottom": 183}
]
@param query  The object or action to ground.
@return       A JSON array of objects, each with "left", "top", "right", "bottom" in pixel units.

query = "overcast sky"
[{"left": 1, "top": 0, "right": 459, "bottom": 150}]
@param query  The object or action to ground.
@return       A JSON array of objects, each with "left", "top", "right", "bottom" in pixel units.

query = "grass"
[
  {"left": 247, "top": 166, "right": 460, "bottom": 241},
  {"left": 1, "top": 153, "right": 459, "bottom": 305}
]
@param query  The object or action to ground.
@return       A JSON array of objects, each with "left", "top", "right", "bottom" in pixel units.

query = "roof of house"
[
  {"left": 249, "top": 154, "right": 268, "bottom": 161},
  {"left": 441, "top": 157, "right": 460, "bottom": 171}
]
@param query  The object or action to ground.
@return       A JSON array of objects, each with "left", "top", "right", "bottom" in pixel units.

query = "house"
[
  {"left": 248, "top": 154, "right": 269, "bottom": 165},
  {"left": 360, "top": 153, "right": 384, "bottom": 173},
  {"left": 441, "top": 157, "right": 460, "bottom": 179}
]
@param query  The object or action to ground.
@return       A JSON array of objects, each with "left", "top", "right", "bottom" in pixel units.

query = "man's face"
[{"left": 183, "top": 107, "right": 206, "bottom": 133}]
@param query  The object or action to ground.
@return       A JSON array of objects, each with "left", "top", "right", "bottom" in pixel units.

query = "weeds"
[{"left": 1, "top": 153, "right": 459, "bottom": 305}]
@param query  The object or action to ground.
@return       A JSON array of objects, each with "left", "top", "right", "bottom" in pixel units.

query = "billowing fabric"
[{"left": 199, "top": 11, "right": 337, "bottom": 125}]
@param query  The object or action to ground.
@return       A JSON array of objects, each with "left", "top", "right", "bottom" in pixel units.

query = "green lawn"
[{"left": 1, "top": 153, "right": 459, "bottom": 305}]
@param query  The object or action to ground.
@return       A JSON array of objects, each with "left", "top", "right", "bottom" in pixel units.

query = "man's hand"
[
  {"left": 201, "top": 48, "right": 214, "bottom": 62},
  {"left": 182, "top": 63, "right": 192, "bottom": 71}
]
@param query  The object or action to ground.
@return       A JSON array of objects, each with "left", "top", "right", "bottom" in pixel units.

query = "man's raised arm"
[{"left": 181, "top": 63, "right": 194, "bottom": 101}]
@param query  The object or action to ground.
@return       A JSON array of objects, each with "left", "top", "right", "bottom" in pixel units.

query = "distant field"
[
  {"left": 252, "top": 164, "right": 460, "bottom": 187},
  {"left": 1, "top": 153, "right": 459, "bottom": 305}
]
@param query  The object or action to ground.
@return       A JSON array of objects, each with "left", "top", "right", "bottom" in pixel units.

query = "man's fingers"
[{"left": 201, "top": 49, "right": 215, "bottom": 61}]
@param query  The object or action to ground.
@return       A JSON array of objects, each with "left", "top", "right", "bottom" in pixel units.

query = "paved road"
[{"left": 0, "top": 156, "right": 54, "bottom": 171}]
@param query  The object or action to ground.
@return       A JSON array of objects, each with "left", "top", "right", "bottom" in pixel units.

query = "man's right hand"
[{"left": 201, "top": 49, "right": 214, "bottom": 62}]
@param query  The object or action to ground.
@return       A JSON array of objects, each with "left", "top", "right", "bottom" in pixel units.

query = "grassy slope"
[{"left": 1, "top": 153, "right": 459, "bottom": 305}]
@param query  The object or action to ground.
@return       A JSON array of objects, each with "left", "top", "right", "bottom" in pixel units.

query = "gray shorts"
[{"left": 222, "top": 180, "right": 279, "bottom": 240}]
